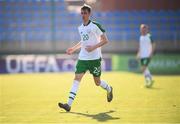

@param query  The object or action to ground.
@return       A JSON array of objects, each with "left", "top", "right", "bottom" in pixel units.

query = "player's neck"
[
  {"left": 83, "top": 19, "right": 91, "bottom": 26},
  {"left": 141, "top": 33, "right": 148, "bottom": 36}
]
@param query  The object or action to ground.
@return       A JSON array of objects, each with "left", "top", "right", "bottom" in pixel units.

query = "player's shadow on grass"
[
  {"left": 60, "top": 110, "right": 120, "bottom": 122},
  {"left": 147, "top": 87, "right": 162, "bottom": 90}
]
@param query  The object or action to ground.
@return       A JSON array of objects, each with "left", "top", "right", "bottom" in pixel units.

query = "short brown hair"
[
  {"left": 140, "top": 24, "right": 148, "bottom": 29},
  {"left": 81, "top": 4, "right": 91, "bottom": 13}
]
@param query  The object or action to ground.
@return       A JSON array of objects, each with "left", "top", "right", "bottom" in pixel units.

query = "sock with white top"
[
  {"left": 144, "top": 68, "right": 152, "bottom": 80},
  {"left": 100, "top": 80, "right": 111, "bottom": 93},
  {"left": 67, "top": 80, "right": 80, "bottom": 106}
]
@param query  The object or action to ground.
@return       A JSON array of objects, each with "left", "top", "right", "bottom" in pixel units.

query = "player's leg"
[
  {"left": 141, "top": 58, "right": 153, "bottom": 87},
  {"left": 93, "top": 76, "right": 113, "bottom": 102},
  {"left": 58, "top": 60, "right": 87, "bottom": 111},
  {"left": 142, "top": 66, "right": 152, "bottom": 80},
  {"left": 89, "top": 58, "right": 113, "bottom": 102},
  {"left": 93, "top": 76, "right": 111, "bottom": 91},
  {"left": 67, "top": 73, "right": 84, "bottom": 106},
  {"left": 58, "top": 73, "right": 84, "bottom": 111}
]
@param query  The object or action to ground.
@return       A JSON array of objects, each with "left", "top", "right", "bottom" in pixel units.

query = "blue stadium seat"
[{"left": 0, "top": 0, "right": 180, "bottom": 42}]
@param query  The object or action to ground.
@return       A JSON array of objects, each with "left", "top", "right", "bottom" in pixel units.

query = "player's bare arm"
[
  {"left": 136, "top": 47, "right": 140, "bottom": 59},
  {"left": 66, "top": 42, "right": 81, "bottom": 55},
  {"left": 85, "top": 33, "right": 108, "bottom": 52},
  {"left": 150, "top": 42, "right": 156, "bottom": 57}
]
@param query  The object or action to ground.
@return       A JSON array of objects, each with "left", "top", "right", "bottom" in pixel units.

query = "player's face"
[
  {"left": 140, "top": 26, "right": 148, "bottom": 35},
  {"left": 81, "top": 9, "right": 90, "bottom": 21}
]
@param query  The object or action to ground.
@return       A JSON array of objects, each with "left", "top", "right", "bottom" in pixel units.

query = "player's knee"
[
  {"left": 94, "top": 80, "right": 101, "bottom": 86},
  {"left": 74, "top": 75, "right": 83, "bottom": 81},
  {"left": 74, "top": 74, "right": 84, "bottom": 82},
  {"left": 141, "top": 66, "right": 146, "bottom": 72},
  {"left": 95, "top": 82, "right": 100, "bottom": 86},
  {"left": 74, "top": 77, "right": 81, "bottom": 81}
]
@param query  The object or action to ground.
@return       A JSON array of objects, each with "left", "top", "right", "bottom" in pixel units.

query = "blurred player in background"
[
  {"left": 137, "top": 24, "right": 156, "bottom": 88},
  {"left": 58, "top": 4, "right": 113, "bottom": 112}
]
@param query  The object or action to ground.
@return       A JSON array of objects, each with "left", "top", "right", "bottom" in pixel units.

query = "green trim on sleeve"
[
  {"left": 148, "top": 33, "right": 154, "bottom": 43},
  {"left": 92, "top": 21, "right": 105, "bottom": 33}
]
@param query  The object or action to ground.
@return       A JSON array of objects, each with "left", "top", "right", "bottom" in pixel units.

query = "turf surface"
[{"left": 0, "top": 72, "right": 180, "bottom": 123}]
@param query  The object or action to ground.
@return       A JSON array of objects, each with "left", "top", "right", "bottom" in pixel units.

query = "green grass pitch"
[{"left": 0, "top": 72, "right": 180, "bottom": 123}]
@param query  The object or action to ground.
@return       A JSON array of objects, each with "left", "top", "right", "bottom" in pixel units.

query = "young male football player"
[
  {"left": 137, "top": 24, "right": 156, "bottom": 88},
  {"left": 58, "top": 4, "right": 113, "bottom": 112}
]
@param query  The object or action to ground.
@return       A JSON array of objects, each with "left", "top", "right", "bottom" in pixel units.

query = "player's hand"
[
  {"left": 149, "top": 52, "right": 153, "bottom": 58},
  {"left": 136, "top": 53, "right": 140, "bottom": 60},
  {"left": 66, "top": 48, "right": 74, "bottom": 55},
  {"left": 85, "top": 45, "right": 95, "bottom": 52}
]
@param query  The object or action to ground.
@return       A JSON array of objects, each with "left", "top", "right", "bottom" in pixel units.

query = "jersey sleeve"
[
  {"left": 148, "top": 33, "right": 154, "bottom": 43},
  {"left": 92, "top": 21, "right": 105, "bottom": 36}
]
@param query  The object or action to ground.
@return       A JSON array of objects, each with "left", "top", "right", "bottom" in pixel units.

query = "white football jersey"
[
  {"left": 78, "top": 20, "right": 105, "bottom": 60},
  {"left": 139, "top": 33, "right": 154, "bottom": 58}
]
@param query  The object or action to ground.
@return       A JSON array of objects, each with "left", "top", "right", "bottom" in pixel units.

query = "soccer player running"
[
  {"left": 137, "top": 24, "right": 156, "bottom": 88},
  {"left": 58, "top": 4, "right": 113, "bottom": 112}
]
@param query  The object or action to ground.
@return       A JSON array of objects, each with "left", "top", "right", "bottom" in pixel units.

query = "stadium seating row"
[{"left": 0, "top": 1, "right": 180, "bottom": 42}]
